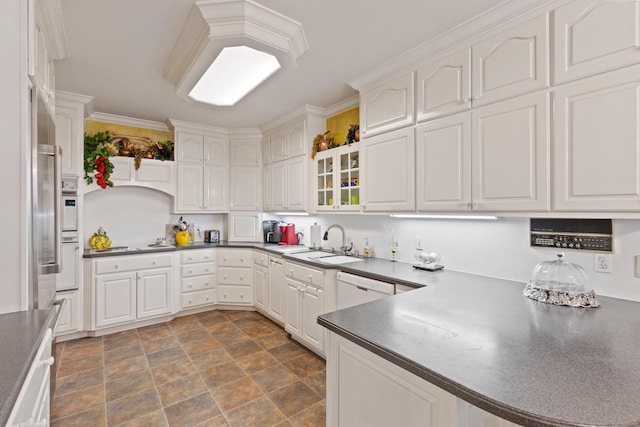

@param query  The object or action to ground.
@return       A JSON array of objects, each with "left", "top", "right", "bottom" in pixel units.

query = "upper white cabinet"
[
  {"left": 269, "top": 156, "right": 308, "bottom": 212},
  {"left": 416, "top": 48, "right": 471, "bottom": 122},
  {"left": 228, "top": 212, "right": 262, "bottom": 242},
  {"left": 416, "top": 113, "right": 471, "bottom": 211},
  {"left": 168, "top": 119, "right": 229, "bottom": 213},
  {"left": 472, "top": 13, "right": 549, "bottom": 106},
  {"left": 554, "top": 0, "right": 640, "bottom": 84},
  {"left": 268, "top": 121, "right": 306, "bottom": 163},
  {"left": 362, "top": 128, "right": 415, "bottom": 212},
  {"left": 230, "top": 167, "right": 261, "bottom": 211},
  {"left": 554, "top": 66, "right": 640, "bottom": 210},
  {"left": 359, "top": 72, "right": 415, "bottom": 138},
  {"left": 55, "top": 91, "right": 93, "bottom": 176},
  {"left": 106, "top": 157, "right": 177, "bottom": 197},
  {"left": 471, "top": 91, "right": 550, "bottom": 211},
  {"left": 230, "top": 134, "right": 262, "bottom": 166}
]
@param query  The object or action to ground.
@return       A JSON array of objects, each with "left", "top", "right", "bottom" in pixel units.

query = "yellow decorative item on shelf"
[
  {"left": 175, "top": 231, "right": 190, "bottom": 245},
  {"left": 89, "top": 227, "right": 111, "bottom": 250}
]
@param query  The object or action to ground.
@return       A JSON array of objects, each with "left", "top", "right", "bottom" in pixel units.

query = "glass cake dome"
[{"left": 523, "top": 253, "right": 600, "bottom": 308}]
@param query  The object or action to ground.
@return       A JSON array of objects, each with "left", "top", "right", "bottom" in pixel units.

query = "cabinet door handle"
[{"left": 43, "top": 356, "right": 55, "bottom": 367}]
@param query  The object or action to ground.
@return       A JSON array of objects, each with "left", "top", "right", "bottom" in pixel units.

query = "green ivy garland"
[{"left": 84, "top": 131, "right": 116, "bottom": 188}]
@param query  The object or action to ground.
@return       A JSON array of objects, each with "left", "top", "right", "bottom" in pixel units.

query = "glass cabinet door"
[
  {"left": 316, "top": 155, "right": 334, "bottom": 208},
  {"left": 339, "top": 149, "right": 360, "bottom": 208},
  {"left": 315, "top": 144, "right": 360, "bottom": 211}
]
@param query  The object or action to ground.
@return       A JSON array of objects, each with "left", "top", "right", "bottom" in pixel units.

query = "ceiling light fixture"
[
  {"left": 164, "top": 0, "right": 308, "bottom": 107},
  {"left": 390, "top": 214, "right": 499, "bottom": 220}
]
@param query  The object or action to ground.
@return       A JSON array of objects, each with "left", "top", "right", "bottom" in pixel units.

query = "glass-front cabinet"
[{"left": 315, "top": 143, "right": 360, "bottom": 212}]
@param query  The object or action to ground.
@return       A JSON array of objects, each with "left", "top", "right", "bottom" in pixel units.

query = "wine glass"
[{"left": 391, "top": 235, "right": 398, "bottom": 262}]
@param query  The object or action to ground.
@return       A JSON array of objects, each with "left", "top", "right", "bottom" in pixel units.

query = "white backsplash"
[{"left": 83, "top": 188, "right": 640, "bottom": 302}]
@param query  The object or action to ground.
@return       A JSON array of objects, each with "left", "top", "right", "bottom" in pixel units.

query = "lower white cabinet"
[
  {"left": 218, "top": 249, "right": 253, "bottom": 305},
  {"left": 228, "top": 212, "right": 262, "bottom": 242},
  {"left": 55, "top": 290, "right": 84, "bottom": 338},
  {"left": 180, "top": 249, "right": 216, "bottom": 310},
  {"left": 7, "top": 328, "right": 53, "bottom": 427},
  {"left": 326, "top": 332, "right": 520, "bottom": 427},
  {"left": 284, "top": 261, "right": 325, "bottom": 355},
  {"left": 268, "top": 255, "right": 285, "bottom": 323},
  {"left": 253, "top": 252, "right": 268, "bottom": 312},
  {"left": 91, "top": 253, "right": 173, "bottom": 329}
]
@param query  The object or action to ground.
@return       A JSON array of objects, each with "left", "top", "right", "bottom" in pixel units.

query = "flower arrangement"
[
  {"left": 346, "top": 124, "right": 360, "bottom": 144},
  {"left": 311, "top": 131, "right": 334, "bottom": 159}
]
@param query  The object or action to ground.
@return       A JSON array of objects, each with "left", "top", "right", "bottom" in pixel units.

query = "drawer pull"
[
  {"left": 152, "top": 261, "right": 157, "bottom": 265},
  {"left": 240, "top": 276, "right": 244, "bottom": 281},
  {"left": 188, "top": 270, "right": 193, "bottom": 274},
  {"left": 114, "top": 264, "right": 119, "bottom": 269},
  {"left": 188, "top": 257, "right": 193, "bottom": 261},
  {"left": 204, "top": 255, "right": 209, "bottom": 259},
  {"left": 206, "top": 295, "right": 210, "bottom": 300},
  {"left": 188, "top": 299, "right": 192, "bottom": 304},
  {"left": 188, "top": 284, "right": 192, "bottom": 288},
  {"left": 43, "top": 356, "right": 55, "bottom": 367}
]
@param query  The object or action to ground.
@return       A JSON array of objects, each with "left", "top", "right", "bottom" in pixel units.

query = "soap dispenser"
[{"left": 363, "top": 238, "right": 372, "bottom": 258}]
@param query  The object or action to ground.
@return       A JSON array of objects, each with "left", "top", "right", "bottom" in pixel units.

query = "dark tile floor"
[{"left": 51, "top": 310, "right": 326, "bottom": 427}]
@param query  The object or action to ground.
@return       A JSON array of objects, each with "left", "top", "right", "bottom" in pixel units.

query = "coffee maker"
[
  {"left": 279, "top": 223, "right": 299, "bottom": 245},
  {"left": 262, "top": 220, "right": 281, "bottom": 243}
]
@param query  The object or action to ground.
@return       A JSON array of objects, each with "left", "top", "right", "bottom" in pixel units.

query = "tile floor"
[{"left": 51, "top": 310, "right": 326, "bottom": 427}]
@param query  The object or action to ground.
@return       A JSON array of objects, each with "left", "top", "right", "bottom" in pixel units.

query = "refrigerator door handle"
[{"left": 53, "top": 145, "right": 62, "bottom": 273}]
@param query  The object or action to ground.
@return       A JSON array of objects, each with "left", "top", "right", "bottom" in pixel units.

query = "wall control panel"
[{"left": 530, "top": 218, "right": 613, "bottom": 252}]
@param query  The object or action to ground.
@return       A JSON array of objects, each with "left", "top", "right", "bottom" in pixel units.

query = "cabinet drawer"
[
  {"left": 181, "top": 249, "right": 215, "bottom": 264},
  {"left": 95, "top": 253, "right": 173, "bottom": 274},
  {"left": 218, "top": 249, "right": 252, "bottom": 267},
  {"left": 181, "top": 289, "right": 216, "bottom": 309},
  {"left": 182, "top": 275, "right": 216, "bottom": 292},
  {"left": 253, "top": 251, "right": 268, "bottom": 267},
  {"left": 284, "top": 262, "right": 323, "bottom": 287},
  {"left": 218, "top": 285, "right": 253, "bottom": 304},
  {"left": 181, "top": 263, "right": 215, "bottom": 277},
  {"left": 218, "top": 267, "right": 251, "bottom": 285}
]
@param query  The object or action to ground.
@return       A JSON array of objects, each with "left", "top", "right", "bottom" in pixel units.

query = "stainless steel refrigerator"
[{"left": 30, "top": 86, "right": 61, "bottom": 310}]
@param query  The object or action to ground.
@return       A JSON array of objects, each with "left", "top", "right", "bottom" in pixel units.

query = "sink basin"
[
  {"left": 265, "top": 245, "right": 310, "bottom": 254},
  {"left": 317, "top": 255, "right": 364, "bottom": 265},
  {"left": 288, "top": 251, "right": 334, "bottom": 260}
]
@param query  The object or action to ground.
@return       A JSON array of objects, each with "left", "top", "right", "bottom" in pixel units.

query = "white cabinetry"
[
  {"left": 554, "top": 0, "right": 640, "bottom": 84},
  {"left": 471, "top": 91, "right": 550, "bottom": 211},
  {"left": 268, "top": 255, "right": 285, "bottom": 323},
  {"left": 228, "top": 212, "right": 262, "bottom": 242},
  {"left": 218, "top": 249, "right": 253, "bottom": 305},
  {"left": 7, "top": 328, "right": 53, "bottom": 427},
  {"left": 554, "top": 67, "right": 640, "bottom": 210},
  {"left": 55, "top": 290, "right": 83, "bottom": 339},
  {"left": 253, "top": 252, "right": 268, "bottom": 312},
  {"left": 362, "top": 128, "right": 415, "bottom": 212},
  {"left": 90, "top": 253, "right": 173, "bottom": 329},
  {"left": 326, "top": 332, "right": 458, "bottom": 427},
  {"left": 168, "top": 120, "right": 229, "bottom": 213},
  {"left": 457, "top": 401, "right": 521, "bottom": 427},
  {"left": 268, "top": 122, "right": 306, "bottom": 163},
  {"left": 416, "top": 113, "right": 471, "bottom": 211},
  {"left": 55, "top": 91, "right": 93, "bottom": 176},
  {"left": 284, "top": 261, "right": 325, "bottom": 355},
  {"left": 315, "top": 143, "right": 361, "bottom": 212},
  {"left": 416, "top": 48, "right": 471, "bottom": 122},
  {"left": 472, "top": 13, "right": 549, "bottom": 106},
  {"left": 180, "top": 249, "right": 216, "bottom": 310},
  {"left": 359, "top": 72, "right": 415, "bottom": 138},
  {"left": 230, "top": 167, "right": 261, "bottom": 211},
  {"left": 269, "top": 156, "right": 308, "bottom": 212},
  {"left": 105, "top": 157, "right": 176, "bottom": 196}
]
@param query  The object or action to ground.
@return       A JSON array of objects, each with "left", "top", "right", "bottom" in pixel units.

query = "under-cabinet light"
[
  {"left": 189, "top": 46, "right": 281, "bottom": 106},
  {"left": 390, "top": 214, "right": 499, "bottom": 220},
  {"left": 274, "top": 212, "right": 309, "bottom": 216}
]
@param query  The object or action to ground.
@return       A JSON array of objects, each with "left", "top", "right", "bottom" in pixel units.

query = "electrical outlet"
[
  {"left": 416, "top": 236, "right": 424, "bottom": 250},
  {"left": 594, "top": 253, "right": 612, "bottom": 273}
]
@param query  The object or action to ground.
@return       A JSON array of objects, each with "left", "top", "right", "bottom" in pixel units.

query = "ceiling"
[{"left": 56, "top": 0, "right": 509, "bottom": 129}]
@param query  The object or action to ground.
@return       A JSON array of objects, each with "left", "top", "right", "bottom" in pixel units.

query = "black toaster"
[{"left": 204, "top": 229, "right": 220, "bottom": 243}]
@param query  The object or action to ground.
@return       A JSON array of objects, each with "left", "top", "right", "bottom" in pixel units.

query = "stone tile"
[
  {"left": 254, "top": 332, "right": 291, "bottom": 350},
  {"left": 104, "top": 355, "right": 148, "bottom": 382},
  {"left": 137, "top": 323, "right": 173, "bottom": 341},
  {"left": 190, "top": 348, "right": 232, "bottom": 371},
  {"left": 268, "top": 381, "right": 322, "bottom": 418},
  {"left": 164, "top": 392, "right": 222, "bottom": 427},
  {"left": 146, "top": 345, "right": 188, "bottom": 369},
  {"left": 204, "top": 321, "right": 239, "bottom": 335},
  {"left": 273, "top": 421, "right": 294, "bottom": 427},
  {"left": 141, "top": 335, "right": 180, "bottom": 354},
  {"left": 51, "top": 404, "right": 105, "bottom": 427},
  {"left": 119, "top": 409, "right": 168, "bottom": 427},
  {"left": 54, "top": 367, "right": 103, "bottom": 398},
  {"left": 105, "top": 369, "right": 155, "bottom": 402},
  {"left": 224, "top": 339, "right": 261, "bottom": 359},
  {"left": 104, "top": 343, "right": 144, "bottom": 366},
  {"left": 224, "top": 396, "right": 286, "bottom": 427},
  {"left": 60, "top": 337, "right": 103, "bottom": 362},
  {"left": 195, "top": 415, "right": 231, "bottom": 426},
  {"left": 240, "top": 321, "right": 281, "bottom": 338},
  {"left": 103, "top": 329, "right": 140, "bottom": 351},
  {"left": 195, "top": 311, "right": 229, "bottom": 327},
  {"left": 236, "top": 350, "right": 279, "bottom": 374},
  {"left": 267, "top": 341, "right": 309, "bottom": 362},
  {"left": 303, "top": 370, "right": 326, "bottom": 398},
  {"left": 210, "top": 376, "right": 263, "bottom": 412},
  {"left": 51, "top": 384, "right": 105, "bottom": 421},
  {"left": 174, "top": 327, "right": 211, "bottom": 344},
  {"left": 181, "top": 336, "right": 220, "bottom": 356},
  {"left": 215, "top": 330, "right": 252, "bottom": 347},
  {"left": 282, "top": 353, "right": 326, "bottom": 378},
  {"left": 157, "top": 373, "right": 208, "bottom": 407},
  {"left": 200, "top": 361, "right": 246, "bottom": 389},
  {"left": 151, "top": 359, "right": 196, "bottom": 385},
  {"left": 223, "top": 310, "right": 258, "bottom": 322},
  {"left": 57, "top": 354, "right": 104, "bottom": 378},
  {"left": 250, "top": 364, "right": 299, "bottom": 393},
  {"left": 106, "top": 388, "right": 162, "bottom": 426},
  {"left": 232, "top": 316, "right": 264, "bottom": 329},
  {"left": 289, "top": 401, "right": 326, "bottom": 427},
  {"left": 168, "top": 316, "right": 201, "bottom": 331}
]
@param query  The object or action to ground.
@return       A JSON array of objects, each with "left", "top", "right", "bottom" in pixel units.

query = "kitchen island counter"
[{"left": 319, "top": 270, "right": 640, "bottom": 427}]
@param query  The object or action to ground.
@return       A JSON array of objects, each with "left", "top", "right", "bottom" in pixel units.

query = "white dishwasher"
[{"left": 337, "top": 272, "right": 395, "bottom": 309}]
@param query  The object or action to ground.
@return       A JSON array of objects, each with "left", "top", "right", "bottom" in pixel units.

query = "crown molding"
[
  {"left": 165, "top": 118, "right": 228, "bottom": 136},
  {"left": 322, "top": 95, "right": 359, "bottom": 117},
  {"left": 88, "top": 112, "right": 170, "bottom": 132},
  {"left": 55, "top": 91, "right": 94, "bottom": 116},
  {"left": 37, "top": 0, "right": 69, "bottom": 60}
]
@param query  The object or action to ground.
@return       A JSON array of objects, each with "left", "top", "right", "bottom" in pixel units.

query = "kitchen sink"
[
  {"left": 287, "top": 251, "right": 334, "bottom": 261},
  {"left": 317, "top": 255, "right": 364, "bottom": 265},
  {"left": 264, "top": 245, "right": 310, "bottom": 254}
]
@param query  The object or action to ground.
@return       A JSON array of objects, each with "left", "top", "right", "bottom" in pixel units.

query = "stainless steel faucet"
[{"left": 323, "top": 224, "right": 351, "bottom": 255}]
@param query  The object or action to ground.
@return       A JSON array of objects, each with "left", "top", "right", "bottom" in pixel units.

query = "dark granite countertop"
[
  {"left": 319, "top": 270, "right": 640, "bottom": 427},
  {"left": 0, "top": 309, "right": 55, "bottom": 426}
]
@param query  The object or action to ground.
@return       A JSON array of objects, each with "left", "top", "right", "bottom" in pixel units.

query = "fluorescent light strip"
[
  {"left": 390, "top": 214, "right": 498, "bottom": 220},
  {"left": 274, "top": 212, "right": 309, "bottom": 216},
  {"left": 189, "top": 46, "right": 281, "bottom": 106}
]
